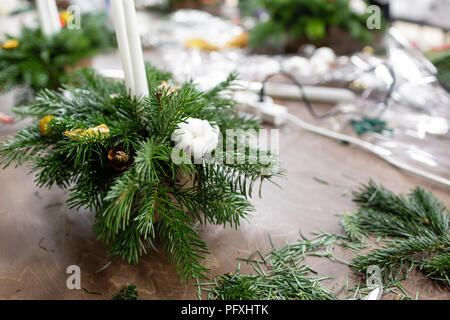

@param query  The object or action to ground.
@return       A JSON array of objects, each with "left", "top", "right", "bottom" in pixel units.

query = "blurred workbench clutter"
[{"left": 0, "top": 0, "right": 449, "bottom": 301}]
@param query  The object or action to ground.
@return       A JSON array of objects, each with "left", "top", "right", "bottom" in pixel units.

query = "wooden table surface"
[{"left": 0, "top": 56, "right": 449, "bottom": 300}]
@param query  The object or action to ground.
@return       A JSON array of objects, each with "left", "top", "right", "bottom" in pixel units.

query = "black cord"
[
  {"left": 259, "top": 61, "right": 396, "bottom": 119},
  {"left": 259, "top": 71, "right": 347, "bottom": 119}
]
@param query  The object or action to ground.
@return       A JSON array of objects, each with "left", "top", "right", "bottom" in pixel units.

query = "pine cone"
[{"left": 108, "top": 146, "right": 134, "bottom": 172}]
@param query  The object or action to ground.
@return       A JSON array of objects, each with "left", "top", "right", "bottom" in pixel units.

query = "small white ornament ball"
[
  {"left": 309, "top": 56, "right": 330, "bottom": 76},
  {"left": 283, "top": 56, "right": 312, "bottom": 77},
  {"left": 312, "top": 47, "right": 336, "bottom": 64},
  {"left": 349, "top": 0, "right": 368, "bottom": 15}
]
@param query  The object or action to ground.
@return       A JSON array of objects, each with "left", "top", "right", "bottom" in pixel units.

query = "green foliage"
[
  {"left": 0, "top": 66, "right": 281, "bottom": 282},
  {"left": 340, "top": 180, "right": 449, "bottom": 286},
  {"left": 242, "top": 0, "right": 379, "bottom": 50},
  {"left": 111, "top": 284, "right": 139, "bottom": 300},
  {"left": 197, "top": 232, "right": 340, "bottom": 300},
  {"left": 0, "top": 12, "right": 115, "bottom": 94},
  {"left": 426, "top": 49, "right": 450, "bottom": 88}
]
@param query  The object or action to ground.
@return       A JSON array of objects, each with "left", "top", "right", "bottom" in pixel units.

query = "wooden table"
[{"left": 0, "top": 58, "right": 449, "bottom": 300}]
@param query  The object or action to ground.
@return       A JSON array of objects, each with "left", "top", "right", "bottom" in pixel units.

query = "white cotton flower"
[
  {"left": 172, "top": 118, "right": 220, "bottom": 161},
  {"left": 349, "top": 0, "right": 368, "bottom": 15}
]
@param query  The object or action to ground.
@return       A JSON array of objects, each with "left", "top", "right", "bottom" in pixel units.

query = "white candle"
[
  {"left": 36, "top": 0, "right": 52, "bottom": 36},
  {"left": 47, "top": 0, "right": 62, "bottom": 34},
  {"left": 110, "top": 0, "right": 135, "bottom": 95},
  {"left": 122, "top": 0, "right": 149, "bottom": 98}
]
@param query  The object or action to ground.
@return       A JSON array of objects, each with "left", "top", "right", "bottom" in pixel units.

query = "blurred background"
[{"left": 1, "top": 0, "right": 449, "bottom": 186}]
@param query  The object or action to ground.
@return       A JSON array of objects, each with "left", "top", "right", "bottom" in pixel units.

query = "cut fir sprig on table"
[
  {"left": 340, "top": 180, "right": 449, "bottom": 286},
  {"left": 196, "top": 231, "right": 359, "bottom": 300},
  {"left": 0, "top": 66, "right": 283, "bottom": 282}
]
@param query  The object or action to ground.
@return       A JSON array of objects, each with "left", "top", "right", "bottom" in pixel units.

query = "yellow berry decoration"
[
  {"left": 2, "top": 39, "right": 19, "bottom": 50},
  {"left": 59, "top": 10, "right": 73, "bottom": 27},
  {"left": 64, "top": 124, "right": 110, "bottom": 139},
  {"left": 363, "top": 46, "right": 375, "bottom": 55},
  {"left": 39, "top": 115, "right": 55, "bottom": 136},
  {"left": 60, "top": 11, "right": 73, "bottom": 23}
]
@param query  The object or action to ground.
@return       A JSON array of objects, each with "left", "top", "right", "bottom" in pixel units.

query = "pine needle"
[{"left": 340, "top": 181, "right": 450, "bottom": 287}]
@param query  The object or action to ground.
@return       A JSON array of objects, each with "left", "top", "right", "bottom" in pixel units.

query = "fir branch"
[
  {"left": 202, "top": 151, "right": 283, "bottom": 199},
  {"left": 144, "top": 62, "right": 172, "bottom": 89},
  {"left": 339, "top": 212, "right": 367, "bottom": 242},
  {"left": 421, "top": 253, "right": 450, "bottom": 284},
  {"left": 344, "top": 181, "right": 450, "bottom": 286},
  {"left": 102, "top": 170, "right": 140, "bottom": 236},
  {"left": 173, "top": 183, "right": 254, "bottom": 228},
  {"left": 197, "top": 72, "right": 260, "bottom": 133},
  {"left": 157, "top": 201, "right": 210, "bottom": 282},
  {"left": 143, "top": 83, "right": 205, "bottom": 139},
  {"left": 197, "top": 232, "right": 340, "bottom": 300},
  {"left": 352, "top": 180, "right": 423, "bottom": 223},
  {"left": 0, "top": 125, "right": 47, "bottom": 168},
  {"left": 67, "top": 168, "right": 110, "bottom": 212},
  {"left": 0, "top": 13, "right": 115, "bottom": 94},
  {"left": 202, "top": 72, "right": 239, "bottom": 100},
  {"left": 134, "top": 138, "right": 172, "bottom": 182},
  {"left": 408, "top": 187, "right": 449, "bottom": 237},
  {"left": 106, "top": 223, "right": 153, "bottom": 265},
  {"left": 133, "top": 182, "right": 160, "bottom": 238},
  {"left": 351, "top": 180, "right": 449, "bottom": 237},
  {"left": 350, "top": 232, "right": 449, "bottom": 284},
  {"left": 0, "top": 66, "right": 282, "bottom": 281},
  {"left": 343, "top": 208, "right": 429, "bottom": 238},
  {"left": 111, "top": 284, "right": 139, "bottom": 300},
  {"left": 30, "top": 151, "right": 77, "bottom": 189}
]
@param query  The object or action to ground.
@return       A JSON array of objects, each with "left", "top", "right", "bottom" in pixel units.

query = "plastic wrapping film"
[
  {"left": 143, "top": 10, "right": 449, "bottom": 185},
  {"left": 299, "top": 33, "right": 450, "bottom": 185},
  {"left": 149, "top": 11, "right": 450, "bottom": 186}
]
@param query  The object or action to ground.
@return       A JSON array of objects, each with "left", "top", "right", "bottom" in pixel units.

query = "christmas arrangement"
[
  {"left": 240, "top": 0, "right": 381, "bottom": 52},
  {"left": 0, "top": 12, "right": 115, "bottom": 95},
  {"left": 0, "top": 66, "right": 282, "bottom": 282}
]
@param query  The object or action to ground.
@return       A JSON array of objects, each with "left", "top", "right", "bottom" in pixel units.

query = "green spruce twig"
[{"left": 340, "top": 180, "right": 449, "bottom": 287}]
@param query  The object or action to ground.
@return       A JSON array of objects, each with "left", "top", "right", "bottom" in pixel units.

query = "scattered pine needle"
[
  {"left": 96, "top": 261, "right": 112, "bottom": 274},
  {"left": 82, "top": 287, "right": 103, "bottom": 296},
  {"left": 313, "top": 177, "right": 329, "bottom": 185},
  {"left": 38, "top": 237, "right": 55, "bottom": 252}
]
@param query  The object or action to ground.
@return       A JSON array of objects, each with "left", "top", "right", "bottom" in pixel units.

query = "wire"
[
  {"left": 345, "top": 60, "right": 396, "bottom": 116},
  {"left": 286, "top": 113, "right": 450, "bottom": 188},
  {"left": 259, "top": 62, "right": 396, "bottom": 119},
  {"left": 257, "top": 61, "right": 448, "bottom": 186},
  {"left": 259, "top": 71, "right": 347, "bottom": 119}
]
